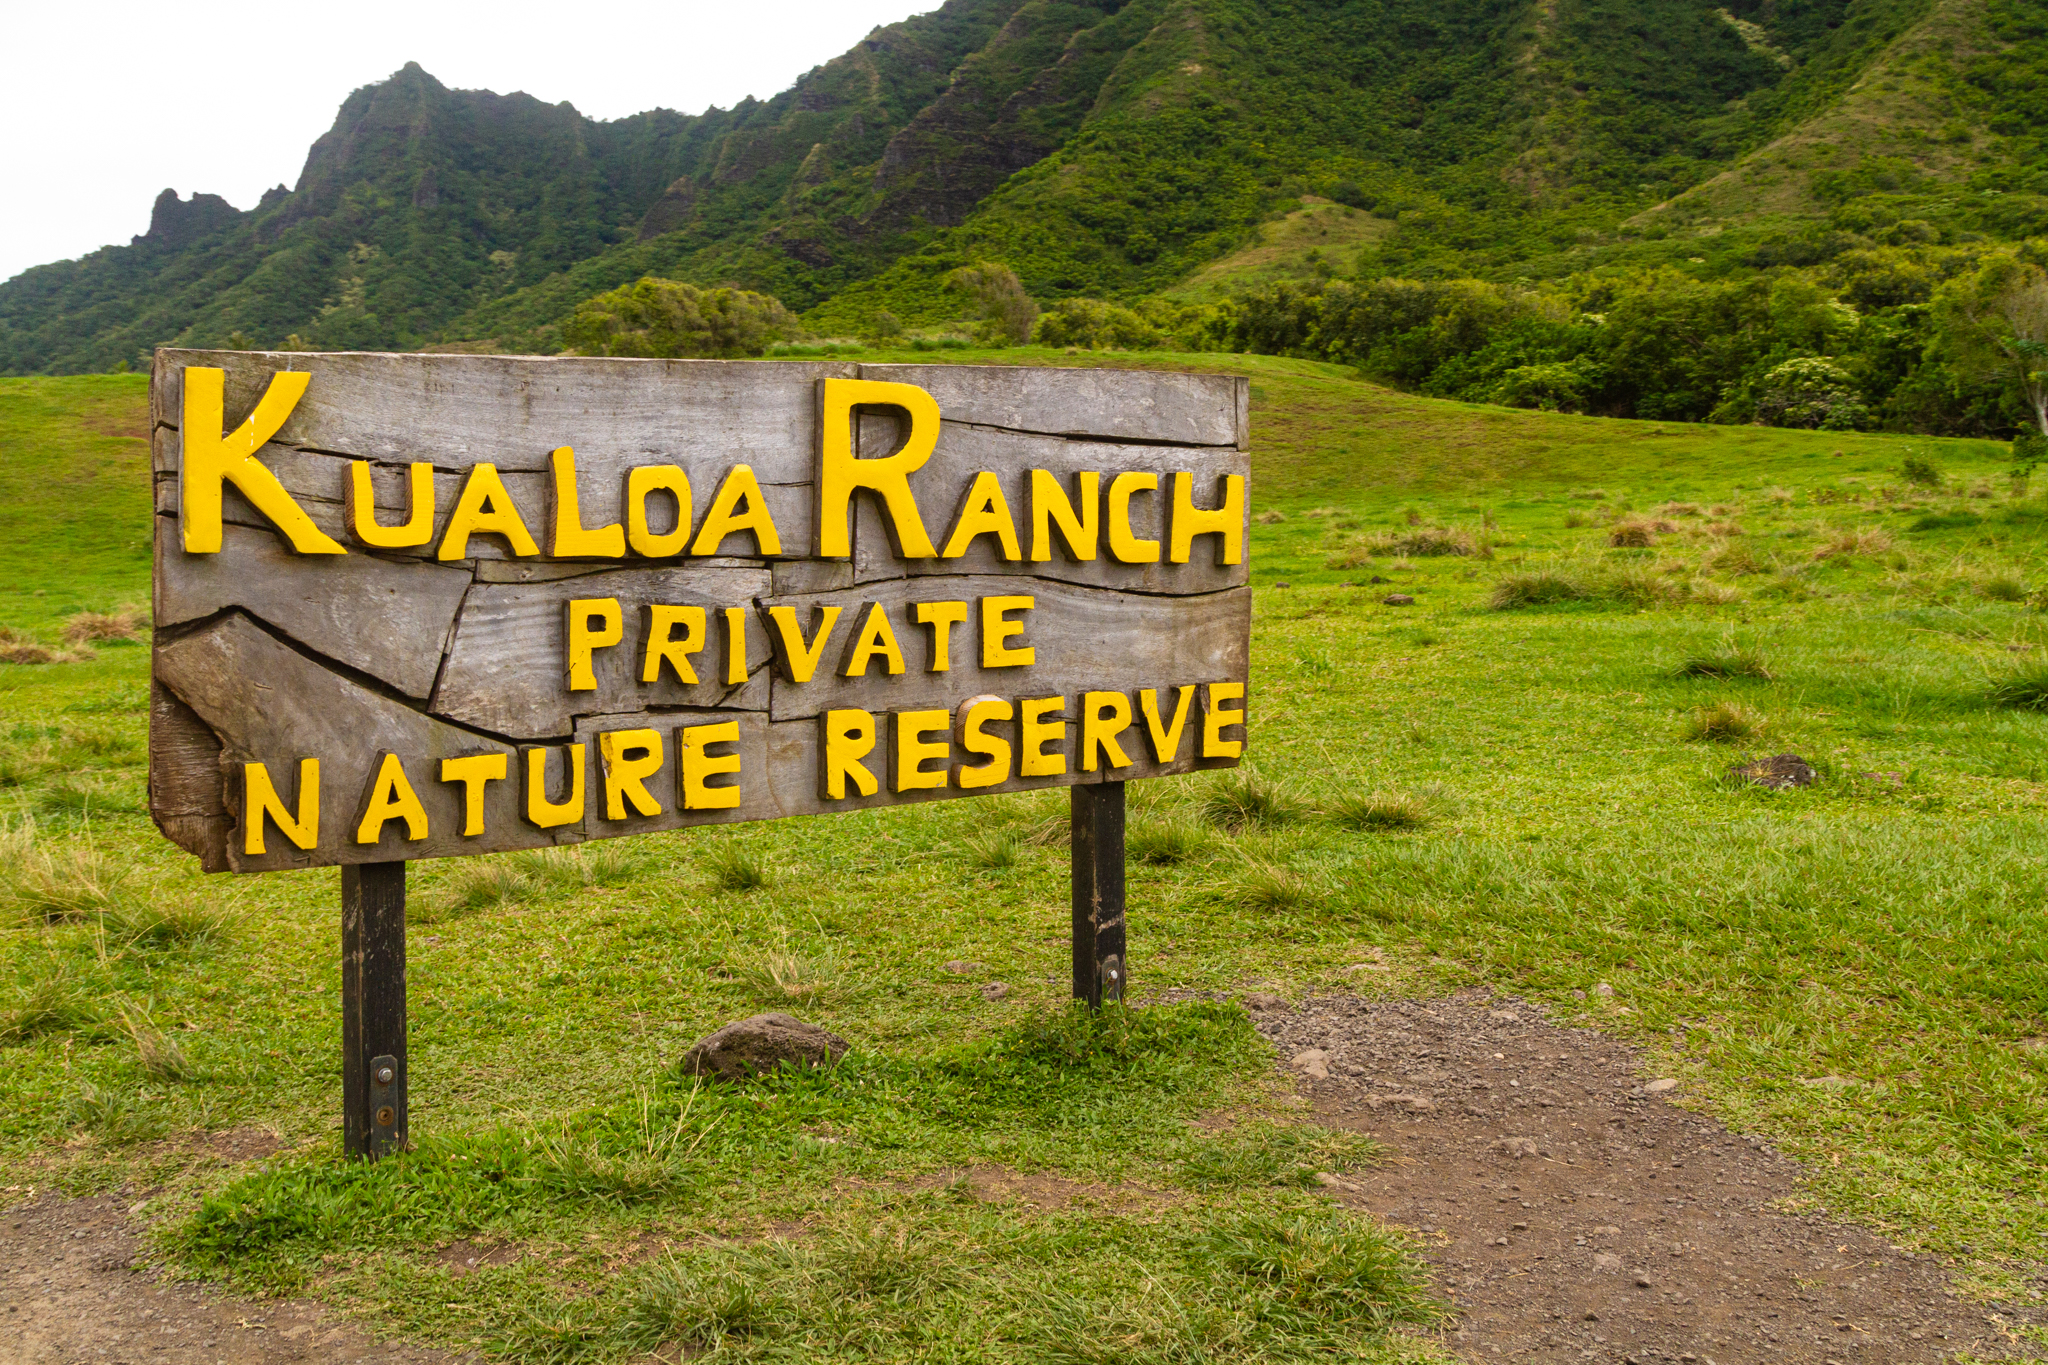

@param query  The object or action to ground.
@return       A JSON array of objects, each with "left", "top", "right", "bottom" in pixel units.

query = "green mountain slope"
[{"left": 3, "top": 0, "right": 2044, "bottom": 372}]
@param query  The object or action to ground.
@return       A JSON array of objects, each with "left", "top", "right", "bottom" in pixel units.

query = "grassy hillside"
[{"left": 1, "top": 364, "right": 2043, "bottom": 1359}]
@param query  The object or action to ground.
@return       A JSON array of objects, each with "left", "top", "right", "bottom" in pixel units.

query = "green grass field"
[{"left": 1, "top": 354, "right": 2043, "bottom": 1360}]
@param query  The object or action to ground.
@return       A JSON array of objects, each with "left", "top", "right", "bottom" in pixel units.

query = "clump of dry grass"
[
  {"left": 1765, "top": 487, "right": 1794, "bottom": 504},
  {"left": 1685, "top": 701, "right": 1767, "bottom": 743},
  {"left": 1562, "top": 509, "right": 1591, "bottom": 528},
  {"left": 1689, "top": 580, "right": 1744, "bottom": 605},
  {"left": 0, "top": 638, "right": 55, "bottom": 665},
  {"left": 1607, "top": 521, "right": 1659, "bottom": 548},
  {"left": 62, "top": 606, "right": 147, "bottom": 645},
  {"left": 116, "top": 999, "right": 193, "bottom": 1082},
  {"left": 1300, "top": 506, "right": 1348, "bottom": 519},
  {"left": 1253, "top": 509, "right": 1287, "bottom": 525},
  {"left": 2, "top": 823, "right": 130, "bottom": 922},
  {"left": 1702, "top": 520, "right": 1744, "bottom": 537},
  {"left": 735, "top": 943, "right": 852, "bottom": 1007},
  {"left": 1812, "top": 526, "right": 1894, "bottom": 561},
  {"left": 1660, "top": 502, "right": 1702, "bottom": 517},
  {"left": 1330, "top": 526, "right": 1489, "bottom": 566}
]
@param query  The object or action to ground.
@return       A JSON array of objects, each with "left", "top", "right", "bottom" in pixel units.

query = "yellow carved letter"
[
  {"left": 953, "top": 695, "right": 1013, "bottom": 790},
  {"left": 841, "top": 602, "right": 906, "bottom": 677},
  {"left": 565, "top": 598, "right": 623, "bottom": 691},
  {"left": 354, "top": 752, "right": 429, "bottom": 845},
  {"left": 439, "top": 463, "right": 540, "bottom": 560},
  {"left": 723, "top": 606, "right": 750, "bottom": 685},
  {"left": 549, "top": 447, "right": 626, "bottom": 558},
  {"left": 940, "top": 471, "right": 1022, "bottom": 560},
  {"left": 523, "top": 745, "right": 585, "bottom": 828},
  {"left": 626, "top": 465, "right": 693, "bottom": 557},
  {"left": 692, "top": 464, "right": 782, "bottom": 556},
  {"left": 766, "top": 604, "right": 842, "bottom": 683},
  {"left": 680, "top": 721, "right": 743, "bottom": 810},
  {"left": 439, "top": 753, "right": 507, "bottom": 838},
  {"left": 1082, "top": 691, "right": 1134, "bottom": 772},
  {"left": 980, "top": 595, "right": 1035, "bottom": 669},
  {"left": 821, "top": 709, "right": 879, "bottom": 800},
  {"left": 347, "top": 461, "right": 436, "bottom": 548},
  {"left": 895, "top": 709, "right": 951, "bottom": 792},
  {"left": 913, "top": 600, "right": 969, "bottom": 672},
  {"left": 817, "top": 377, "right": 939, "bottom": 558},
  {"left": 1201, "top": 682, "right": 1246, "bottom": 759},
  {"left": 181, "top": 366, "right": 343, "bottom": 555},
  {"left": 242, "top": 758, "right": 319, "bottom": 855},
  {"left": 1169, "top": 472, "right": 1245, "bottom": 565},
  {"left": 1139, "top": 685, "right": 1196, "bottom": 763},
  {"left": 1019, "top": 696, "right": 1067, "bottom": 777},
  {"left": 599, "top": 728, "right": 665, "bottom": 819},
  {"left": 1029, "top": 469, "right": 1099, "bottom": 562},
  {"left": 642, "top": 605, "right": 706, "bottom": 684},
  {"left": 1106, "top": 472, "right": 1160, "bottom": 563}
]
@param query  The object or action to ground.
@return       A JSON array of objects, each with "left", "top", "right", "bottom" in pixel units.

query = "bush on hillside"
[
  {"left": 1751, "top": 356, "right": 1871, "bottom": 431},
  {"left": 564, "top": 277, "right": 801, "bottom": 359},
  {"left": 946, "top": 262, "right": 1038, "bottom": 346},
  {"left": 1033, "top": 298, "right": 1165, "bottom": 350}
]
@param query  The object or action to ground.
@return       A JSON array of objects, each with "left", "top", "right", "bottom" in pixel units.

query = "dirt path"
[
  {"left": 0, "top": 1191, "right": 461, "bottom": 1365},
  {"left": 5, "top": 993, "right": 2040, "bottom": 1363},
  {"left": 1251, "top": 990, "right": 2044, "bottom": 1363}
]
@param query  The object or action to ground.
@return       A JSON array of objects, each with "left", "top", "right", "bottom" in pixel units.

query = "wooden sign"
[{"left": 148, "top": 351, "right": 1251, "bottom": 874}]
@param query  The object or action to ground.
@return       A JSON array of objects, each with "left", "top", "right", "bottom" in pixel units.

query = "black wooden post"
[
  {"left": 341, "top": 861, "right": 408, "bottom": 1159},
  {"left": 1071, "top": 781, "right": 1127, "bottom": 1008}
]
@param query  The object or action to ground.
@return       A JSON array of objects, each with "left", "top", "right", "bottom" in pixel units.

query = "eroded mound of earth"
[{"left": 1250, "top": 989, "right": 2044, "bottom": 1363}]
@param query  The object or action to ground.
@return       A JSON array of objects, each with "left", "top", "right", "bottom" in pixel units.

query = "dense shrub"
[{"left": 565, "top": 278, "right": 801, "bottom": 359}]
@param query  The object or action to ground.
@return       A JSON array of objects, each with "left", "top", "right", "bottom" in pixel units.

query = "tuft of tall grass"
[
  {"left": 1490, "top": 568, "right": 1593, "bottom": 608},
  {"left": 1685, "top": 701, "right": 1767, "bottom": 743},
  {"left": 38, "top": 772, "right": 144, "bottom": 817},
  {"left": 1982, "top": 575, "right": 2029, "bottom": 603},
  {"left": 1199, "top": 773, "right": 1302, "bottom": 831},
  {"left": 734, "top": 946, "right": 849, "bottom": 1007},
  {"left": 432, "top": 862, "right": 539, "bottom": 920},
  {"left": 511, "top": 842, "right": 646, "bottom": 888},
  {"left": 1607, "top": 521, "right": 1658, "bottom": 548},
  {"left": 1331, "top": 788, "right": 1452, "bottom": 831},
  {"left": 0, "top": 959, "right": 105, "bottom": 1043},
  {"left": 705, "top": 846, "right": 771, "bottom": 892},
  {"left": 1987, "top": 663, "right": 2048, "bottom": 711},
  {"left": 117, "top": 998, "right": 194, "bottom": 1082},
  {"left": 2, "top": 825, "right": 130, "bottom": 923},
  {"left": 963, "top": 830, "right": 1021, "bottom": 870},
  {"left": 1126, "top": 819, "right": 1212, "bottom": 865},
  {"left": 1230, "top": 863, "right": 1313, "bottom": 912},
  {"left": 1672, "top": 649, "right": 1772, "bottom": 681},
  {"left": 103, "top": 896, "right": 235, "bottom": 950}
]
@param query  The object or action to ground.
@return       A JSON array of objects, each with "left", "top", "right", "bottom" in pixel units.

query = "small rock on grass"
[
  {"left": 1644, "top": 1078, "right": 1680, "bottom": 1094},
  {"left": 1730, "top": 753, "right": 1816, "bottom": 790},
  {"left": 682, "top": 1012, "right": 848, "bottom": 1081},
  {"left": 942, "top": 960, "right": 983, "bottom": 974},
  {"left": 1383, "top": 593, "right": 1415, "bottom": 606},
  {"left": 1240, "top": 991, "right": 1285, "bottom": 1012},
  {"left": 1496, "top": 1136, "right": 1541, "bottom": 1159},
  {"left": 980, "top": 981, "right": 1010, "bottom": 1001},
  {"left": 1292, "top": 1048, "right": 1331, "bottom": 1079}
]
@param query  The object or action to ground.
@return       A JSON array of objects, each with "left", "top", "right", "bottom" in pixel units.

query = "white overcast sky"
[{"left": 0, "top": 1, "right": 935, "bottom": 284}]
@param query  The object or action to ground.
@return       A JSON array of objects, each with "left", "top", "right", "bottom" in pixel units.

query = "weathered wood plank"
[
  {"left": 758, "top": 576, "right": 1249, "bottom": 723},
  {"left": 431, "top": 567, "right": 773, "bottom": 739},
  {"left": 154, "top": 613, "right": 555, "bottom": 869},
  {"left": 148, "top": 678, "right": 229, "bottom": 872},
  {"left": 155, "top": 518, "right": 470, "bottom": 699},
  {"left": 856, "top": 364, "right": 1245, "bottom": 447}
]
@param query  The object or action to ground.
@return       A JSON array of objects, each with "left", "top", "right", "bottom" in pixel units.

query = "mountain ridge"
[{"left": 2, "top": 0, "right": 2041, "bottom": 375}]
